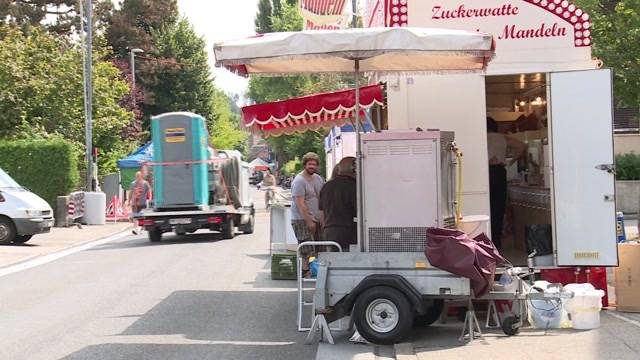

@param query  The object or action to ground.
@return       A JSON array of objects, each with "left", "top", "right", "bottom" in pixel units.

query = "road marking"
[
  {"left": 102, "top": 334, "right": 295, "bottom": 346},
  {"left": 0, "top": 230, "right": 132, "bottom": 278},
  {"left": 607, "top": 311, "right": 640, "bottom": 328}
]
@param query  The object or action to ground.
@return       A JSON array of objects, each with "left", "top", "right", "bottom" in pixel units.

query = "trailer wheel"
[
  {"left": 414, "top": 300, "right": 444, "bottom": 327},
  {"left": 240, "top": 214, "right": 255, "bottom": 234},
  {"left": 148, "top": 228, "right": 162, "bottom": 242},
  {"left": 501, "top": 316, "right": 520, "bottom": 336},
  {"left": 353, "top": 286, "right": 413, "bottom": 345},
  {"left": 222, "top": 218, "right": 235, "bottom": 239}
]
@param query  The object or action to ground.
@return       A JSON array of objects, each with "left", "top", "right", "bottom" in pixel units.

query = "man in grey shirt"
[{"left": 291, "top": 152, "right": 324, "bottom": 275}]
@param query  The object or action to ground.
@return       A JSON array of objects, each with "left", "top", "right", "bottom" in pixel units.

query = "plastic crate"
[{"left": 271, "top": 253, "right": 297, "bottom": 280}]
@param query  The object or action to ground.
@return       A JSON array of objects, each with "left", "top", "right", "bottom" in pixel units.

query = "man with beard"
[
  {"left": 319, "top": 157, "right": 357, "bottom": 252},
  {"left": 290, "top": 152, "right": 324, "bottom": 276}
]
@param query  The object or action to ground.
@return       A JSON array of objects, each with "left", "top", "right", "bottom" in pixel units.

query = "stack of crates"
[{"left": 271, "top": 252, "right": 297, "bottom": 280}]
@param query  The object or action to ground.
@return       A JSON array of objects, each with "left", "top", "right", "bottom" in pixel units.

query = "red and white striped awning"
[{"left": 241, "top": 84, "right": 384, "bottom": 137}]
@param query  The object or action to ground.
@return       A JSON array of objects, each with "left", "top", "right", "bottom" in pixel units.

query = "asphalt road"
[{"left": 0, "top": 208, "right": 316, "bottom": 360}]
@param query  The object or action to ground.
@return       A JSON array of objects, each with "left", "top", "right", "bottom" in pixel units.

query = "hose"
[{"left": 450, "top": 143, "right": 464, "bottom": 226}]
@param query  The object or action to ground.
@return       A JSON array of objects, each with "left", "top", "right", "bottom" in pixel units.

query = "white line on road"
[
  {"left": 0, "top": 230, "right": 132, "bottom": 278},
  {"left": 102, "top": 334, "right": 295, "bottom": 346},
  {"left": 607, "top": 311, "right": 640, "bottom": 328}
]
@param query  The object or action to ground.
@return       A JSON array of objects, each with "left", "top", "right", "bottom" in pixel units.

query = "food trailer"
[
  {"left": 366, "top": 0, "right": 617, "bottom": 268},
  {"left": 215, "top": 8, "right": 616, "bottom": 344}
]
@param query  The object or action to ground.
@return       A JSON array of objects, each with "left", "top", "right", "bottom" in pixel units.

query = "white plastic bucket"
[
  {"left": 457, "top": 215, "right": 490, "bottom": 238},
  {"left": 83, "top": 192, "right": 106, "bottom": 225},
  {"left": 563, "top": 283, "right": 605, "bottom": 330}
]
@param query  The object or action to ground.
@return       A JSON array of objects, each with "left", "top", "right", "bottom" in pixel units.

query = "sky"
[{"left": 177, "top": 0, "right": 260, "bottom": 98}]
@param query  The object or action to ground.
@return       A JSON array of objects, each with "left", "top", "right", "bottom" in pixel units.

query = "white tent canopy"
[
  {"left": 214, "top": 27, "right": 494, "bottom": 74},
  {"left": 214, "top": 26, "right": 496, "bottom": 251}
]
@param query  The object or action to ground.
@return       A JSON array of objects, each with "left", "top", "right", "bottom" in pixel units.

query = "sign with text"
[
  {"left": 377, "top": 0, "right": 595, "bottom": 70},
  {"left": 300, "top": 0, "right": 349, "bottom": 30}
]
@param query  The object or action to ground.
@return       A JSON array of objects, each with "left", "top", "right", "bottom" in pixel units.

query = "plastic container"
[
  {"left": 563, "top": 283, "right": 605, "bottom": 330},
  {"left": 271, "top": 253, "right": 297, "bottom": 280},
  {"left": 527, "top": 281, "right": 563, "bottom": 329},
  {"left": 83, "top": 192, "right": 106, "bottom": 225},
  {"left": 457, "top": 215, "right": 490, "bottom": 238}
]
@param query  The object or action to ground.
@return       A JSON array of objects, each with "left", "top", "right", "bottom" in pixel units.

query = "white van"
[{"left": 0, "top": 167, "right": 54, "bottom": 244}]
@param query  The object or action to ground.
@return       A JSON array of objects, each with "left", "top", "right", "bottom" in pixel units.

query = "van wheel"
[
  {"left": 13, "top": 235, "right": 33, "bottom": 244},
  {"left": 353, "top": 286, "right": 413, "bottom": 345},
  {"left": 0, "top": 217, "right": 16, "bottom": 245}
]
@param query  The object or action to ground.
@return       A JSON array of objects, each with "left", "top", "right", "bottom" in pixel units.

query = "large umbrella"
[{"left": 214, "top": 27, "right": 495, "bottom": 251}]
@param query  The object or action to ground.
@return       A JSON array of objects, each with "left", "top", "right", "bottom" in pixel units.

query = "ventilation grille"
[
  {"left": 367, "top": 227, "right": 427, "bottom": 252},
  {"left": 367, "top": 143, "right": 435, "bottom": 156},
  {"left": 443, "top": 217, "right": 456, "bottom": 229}
]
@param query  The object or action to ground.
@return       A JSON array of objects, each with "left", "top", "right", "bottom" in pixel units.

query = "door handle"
[{"left": 595, "top": 164, "right": 615, "bottom": 175}]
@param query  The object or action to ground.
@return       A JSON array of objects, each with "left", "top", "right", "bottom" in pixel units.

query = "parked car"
[{"left": 0, "top": 167, "right": 54, "bottom": 244}]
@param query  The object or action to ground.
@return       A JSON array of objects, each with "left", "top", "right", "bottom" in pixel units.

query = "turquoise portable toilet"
[{"left": 151, "top": 112, "right": 209, "bottom": 209}]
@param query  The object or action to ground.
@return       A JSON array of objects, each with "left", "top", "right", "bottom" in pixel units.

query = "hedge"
[
  {"left": 616, "top": 153, "right": 640, "bottom": 181},
  {"left": 0, "top": 139, "right": 79, "bottom": 208}
]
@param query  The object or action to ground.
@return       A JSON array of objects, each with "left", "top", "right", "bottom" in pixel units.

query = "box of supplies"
[{"left": 615, "top": 243, "right": 640, "bottom": 312}]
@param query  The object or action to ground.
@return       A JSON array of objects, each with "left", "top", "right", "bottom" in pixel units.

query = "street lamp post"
[{"left": 129, "top": 48, "right": 144, "bottom": 92}]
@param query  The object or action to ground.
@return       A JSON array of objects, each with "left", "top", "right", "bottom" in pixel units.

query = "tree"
[
  {"left": 105, "top": 0, "right": 178, "bottom": 57},
  {"left": 574, "top": 0, "right": 640, "bottom": 106},
  {"left": 0, "top": 26, "right": 134, "bottom": 175},
  {"left": 142, "top": 17, "right": 215, "bottom": 121},
  {"left": 210, "top": 90, "right": 248, "bottom": 153},
  {"left": 255, "top": 0, "right": 273, "bottom": 33}
]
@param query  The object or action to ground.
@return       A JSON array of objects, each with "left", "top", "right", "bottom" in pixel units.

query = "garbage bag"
[
  {"left": 525, "top": 224, "right": 553, "bottom": 256},
  {"left": 425, "top": 228, "right": 507, "bottom": 297}
]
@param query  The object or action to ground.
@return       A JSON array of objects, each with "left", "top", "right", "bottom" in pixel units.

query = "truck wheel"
[
  {"left": 0, "top": 217, "right": 16, "bottom": 245},
  {"left": 414, "top": 300, "right": 444, "bottom": 327},
  {"left": 353, "top": 286, "right": 413, "bottom": 345},
  {"left": 222, "top": 218, "right": 235, "bottom": 239},
  {"left": 240, "top": 214, "right": 255, "bottom": 234},
  {"left": 13, "top": 235, "right": 33, "bottom": 244},
  {"left": 148, "top": 229, "right": 162, "bottom": 242}
]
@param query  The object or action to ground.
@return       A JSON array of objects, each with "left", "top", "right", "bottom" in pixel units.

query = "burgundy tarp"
[{"left": 425, "top": 228, "right": 507, "bottom": 297}]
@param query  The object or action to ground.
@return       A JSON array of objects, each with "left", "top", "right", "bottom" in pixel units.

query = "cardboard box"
[{"left": 615, "top": 243, "right": 640, "bottom": 312}]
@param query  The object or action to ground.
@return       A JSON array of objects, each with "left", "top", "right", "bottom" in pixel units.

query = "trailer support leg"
[
  {"left": 486, "top": 300, "right": 501, "bottom": 328},
  {"left": 459, "top": 299, "right": 483, "bottom": 342},
  {"left": 305, "top": 314, "right": 335, "bottom": 345}
]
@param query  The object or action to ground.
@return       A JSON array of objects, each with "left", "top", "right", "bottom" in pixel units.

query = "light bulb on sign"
[{"left": 519, "top": 100, "right": 526, "bottom": 107}]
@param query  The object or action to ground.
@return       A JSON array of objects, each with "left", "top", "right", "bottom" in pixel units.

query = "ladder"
[{"left": 296, "top": 241, "right": 343, "bottom": 334}]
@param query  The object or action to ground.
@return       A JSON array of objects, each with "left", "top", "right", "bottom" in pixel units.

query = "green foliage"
[
  {"left": 0, "top": 25, "right": 134, "bottom": 176},
  {"left": 105, "top": 0, "right": 178, "bottom": 57},
  {"left": 616, "top": 153, "right": 640, "bottom": 180},
  {"left": 574, "top": 1, "right": 640, "bottom": 106},
  {"left": 248, "top": 2, "right": 349, "bottom": 177},
  {"left": 143, "top": 17, "right": 215, "bottom": 121},
  {"left": 0, "top": 139, "right": 79, "bottom": 208},
  {"left": 210, "top": 90, "right": 248, "bottom": 153},
  {"left": 282, "top": 159, "right": 301, "bottom": 176}
]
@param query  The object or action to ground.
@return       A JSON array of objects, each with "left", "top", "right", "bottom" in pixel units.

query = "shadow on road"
[
  {"left": 87, "top": 232, "right": 230, "bottom": 251},
  {"left": 60, "top": 290, "right": 315, "bottom": 360}
]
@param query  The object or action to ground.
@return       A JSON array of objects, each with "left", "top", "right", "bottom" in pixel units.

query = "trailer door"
[{"left": 549, "top": 69, "right": 617, "bottom": 266}]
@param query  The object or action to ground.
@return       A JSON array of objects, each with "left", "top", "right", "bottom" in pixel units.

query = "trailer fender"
[{"left": 338, "top": 274, "right": 425, "bottom": 316}]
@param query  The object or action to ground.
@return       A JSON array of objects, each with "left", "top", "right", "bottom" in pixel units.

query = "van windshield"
[{"left": 0, "top": 168, "right": 21, "bottom": 189}]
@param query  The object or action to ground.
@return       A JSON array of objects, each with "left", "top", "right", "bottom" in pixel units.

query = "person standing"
[
  {"left": 487, "top": 117, "right": 525, "bottom": 250},
  {"left": 319, "top": 157, "right": 357, "bottom": 252},
  {"left": 291, "top": 152, "right": 324, "bottom": 275},
  {"left": 128, "top": 171, "right": 151, "bottom": 235},
  {"left": 261, "top": 169, "right": 276, "bottom": 208}
]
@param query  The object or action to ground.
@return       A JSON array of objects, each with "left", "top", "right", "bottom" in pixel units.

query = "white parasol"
[{"left": 214, "top": 26, "right": 495, "bottom": 250}]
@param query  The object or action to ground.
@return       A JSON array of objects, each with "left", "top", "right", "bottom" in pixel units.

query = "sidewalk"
[{"left": 0, "top": 222, "right": 132, "bottom": 268}]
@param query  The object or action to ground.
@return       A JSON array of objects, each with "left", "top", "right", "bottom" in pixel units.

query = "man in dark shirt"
[{"left": 319, "top": 157, "right": 357, "bottom": 251}]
